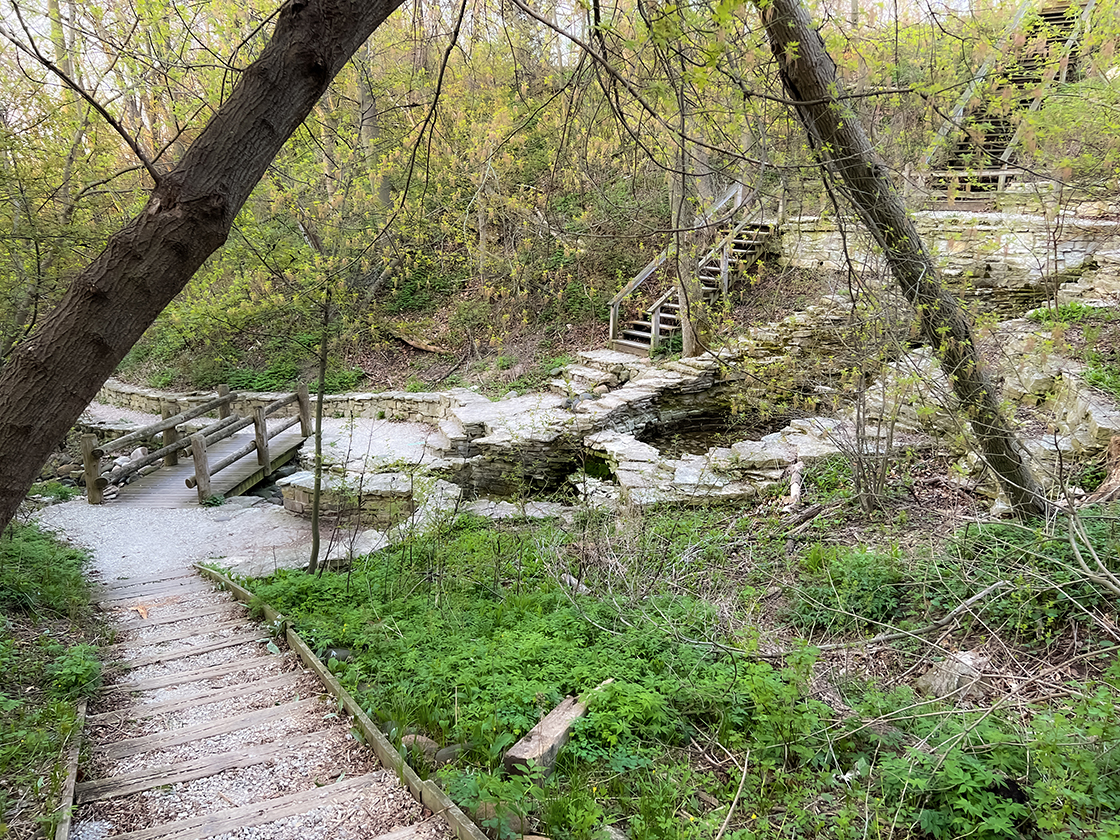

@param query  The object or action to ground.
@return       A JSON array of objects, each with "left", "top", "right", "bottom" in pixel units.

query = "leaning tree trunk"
[
  {"left": 0, "top": 0, "right": 403, "bottom": 531},
  {"left": 756, "top": 0, "right": 1048, "bottom": 517}
]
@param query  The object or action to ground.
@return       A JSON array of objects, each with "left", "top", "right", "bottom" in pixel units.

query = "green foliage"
[
  {"left": 804, "top": 455, "right": 853, "bottom": 500},
  {"left": 939, "top": 512, "right": 1120, "bottom": 643},
  {"left": 1028, "top": 301, "right": 1113, "bottom": 326},
  {"left": 245, "top": 512, "right": 833, "bottom": 835},
  {"left": 383, "top": 253, "right": 465, "bottom": 315},
  {"left": 791, "top": 545, "right": 908, "bottom": 633},
  {"left": 201, "top": 495, "right": 226, "bottom": 508},
  {"left": 1086, "top": 362, "right": 1120, "bottom": 402},
  {"left": 45, "top": 644, "right": 102, "bottom": 699},
  {"left": 0, "top": 525, "right": 101, "bottom": 836},
  {"left": 0, "top": 524, "right": 92, "bottom": 619},
  {"left": 867, "top": 668, "right": 1120, "bottom": 840},
  {"left": 28, "top": 482, "right": 81, "bottom": 503}
]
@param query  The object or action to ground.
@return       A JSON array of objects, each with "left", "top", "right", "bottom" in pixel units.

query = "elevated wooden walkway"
[
  {"left": 110, "top": 427, "right": 305, "bottom": 508},
  {"left": 82, "top": 386, "right": 310, "bottom": 508}
]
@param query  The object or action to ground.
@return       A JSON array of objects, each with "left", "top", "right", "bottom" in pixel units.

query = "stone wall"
[
  {"left": 781, "top": 211, "right": 1120, "bottom": 298},
  {"left": 96, "top": 379, "right": 478, "bottom": 424}
]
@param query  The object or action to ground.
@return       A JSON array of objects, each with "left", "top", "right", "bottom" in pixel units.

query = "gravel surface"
[{"left": 46, "top": 418, "right": 454, "bottom": 840}]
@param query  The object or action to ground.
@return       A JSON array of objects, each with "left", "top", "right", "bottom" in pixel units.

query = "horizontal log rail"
[
  {"left": 186, "top": 385, "right": 311, "bottom": 502},
  {"left": 91, "top": 386, "right": 235, "bottom": 459},
  {"left": 82, "top": 384, "right": 311, "bottom": 505}
]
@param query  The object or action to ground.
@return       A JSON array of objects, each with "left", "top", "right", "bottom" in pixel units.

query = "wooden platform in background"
[{"left": 106, "top": 428, "right": 305, "bottom": 508}]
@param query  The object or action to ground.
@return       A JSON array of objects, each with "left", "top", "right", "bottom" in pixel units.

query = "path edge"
[
  {"left": 194, "top": 565, "right": 489, "bottom": 840},
  {"left": 53, "top": 699, "right": 87, "bottom": 840}
]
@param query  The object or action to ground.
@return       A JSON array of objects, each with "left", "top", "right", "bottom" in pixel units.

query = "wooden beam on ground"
[
  {"left": 103, "top": 772, "right": 386, "bottom": 840},
  {"left": 123, "top": 654, "right": 280, "bottom": 692},
  {"left": 99, "top": 696, "right": 320, "bottom": 761}
]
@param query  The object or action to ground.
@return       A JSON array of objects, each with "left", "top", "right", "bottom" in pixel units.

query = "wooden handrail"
[
  {"left": 93, "top": 390, "right": 239, "bottom": 458},
  {"left": 186, "top": 408, "right": 308, "bottom": 492},
  {"left": 609, "top": 182, "right": 745, "bottom": 308},
  {"left": 84, "top": 382, "right": 312, "bottom": 504},
  {"left": 609, "top": 181, "right": 772, "bottom": 341},
  {"left": 100, "top": 414, "right": 246, "bottom": 485}
]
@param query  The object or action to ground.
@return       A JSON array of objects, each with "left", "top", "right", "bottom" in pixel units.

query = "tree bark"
[
  {"left": 756, "top": 0, "right": 1048, "bottom": 517},
  {"left": 0, "top": 0, "right": 403, "bottom": 530}
]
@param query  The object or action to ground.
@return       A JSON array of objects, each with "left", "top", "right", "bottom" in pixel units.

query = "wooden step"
[
  {"left": 77, "top": 726, "right": 329, "bottom": 803},
  {"left": 609, "top": 339, "right": 653, "bottom": 356},
  {"left": 103, "top": 771, "right": 388, "bottom": 840},
  {"left": 99, "top": 696, "right": 321, "bottom": 760}
]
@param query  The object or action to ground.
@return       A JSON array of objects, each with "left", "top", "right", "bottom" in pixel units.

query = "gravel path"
[{"left": 40, "top": 403, "right": 454, "bottom": 840}]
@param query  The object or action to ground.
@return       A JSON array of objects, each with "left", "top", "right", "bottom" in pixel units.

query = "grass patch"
[
  {"left": 240, "top": 505, "right": 1120, "bottom": 840},
  {"left": 0, "top": 523, "right": 102, "bottom": 838}
]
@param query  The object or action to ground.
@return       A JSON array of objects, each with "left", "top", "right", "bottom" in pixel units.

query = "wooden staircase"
[
  {"left": 608, "top": 191, "right": 778, "bottom": 357},
  {"left": 926, "top": 2, "right": 1093, "bottom": 197}
]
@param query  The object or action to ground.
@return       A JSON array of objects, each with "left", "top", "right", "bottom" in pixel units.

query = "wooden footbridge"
[{"left": 81, "top": 386, "right": 311, "bottom": 507}]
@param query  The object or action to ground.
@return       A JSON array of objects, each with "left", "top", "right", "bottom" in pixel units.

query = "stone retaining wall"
[
  {"left": 96, "top": 379, "right": 473, "bottom": 424},
  {"left": 782, "top": 211, "right": 1120, "bottom": 293}
]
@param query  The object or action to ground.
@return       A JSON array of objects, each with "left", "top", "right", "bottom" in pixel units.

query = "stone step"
[
  {"left": 560, "top": 364, "right": 617, "bottom": 385},
  {"left": 577, "top": 348, "right": 650, "bottom": 371},
  {"left": 663, "top": 360, "right": 717, "bottom": 377}
]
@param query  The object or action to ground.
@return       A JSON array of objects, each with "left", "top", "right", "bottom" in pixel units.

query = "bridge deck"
[{"left": 107, "top": 428, "right": 306, "bottom": 508}]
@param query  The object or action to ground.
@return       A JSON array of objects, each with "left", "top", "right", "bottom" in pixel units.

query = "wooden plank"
[
  {"left": 96, "top": 579, "right": 212, "bottom": 604},
  {"left": 114, "top": 602, "right": 246, "bottom": 629},
  {"left": 76, "top": 727, "right": 329, "bottom": 804},
  {"left": 100, "top": 696, "right": 321, "bottom": 761},
  {"left": 97, "top": 586, "right": 214, "bottom": 609},
  {"left": 123, "top": 654, "right": 280, "bottom": 692},
  {"left": 98, "top": 569, "right": 196, "bottom": 590},
  {"left": 109, "top": 619, "right": 249, "bottom": 651},
  {"left": 105, "top": 771, "right": 384, "bottom": 840},
  {"left": 88, "top": 671, "right": 304, "bottom": 724},
  {"left": 52, "top": 700, "right": 85, "bottom": 840},
  {"left": 119, "top": 631, "right": 265, "bottom": 670}
]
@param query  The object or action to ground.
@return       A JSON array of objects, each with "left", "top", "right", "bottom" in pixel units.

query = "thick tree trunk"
[
  {"left": 756, "top": 0, "right": 1047, "bottom": 517},
  {"left": 0, "top": 0, "right": 403, "bottom": 529}
]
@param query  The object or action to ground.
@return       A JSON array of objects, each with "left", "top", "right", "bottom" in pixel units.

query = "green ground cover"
[
  {"left": 242, "top": 496, "right": 1120, "bottom": 840},
  {"left": 0, "top": 524, "right": 103, "bottom": 838}
]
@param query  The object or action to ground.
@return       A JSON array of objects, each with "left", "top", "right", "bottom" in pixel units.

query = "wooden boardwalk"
[
  {"left": 70, "top": 568, "right": 449, "bottom": 840},
  {"left": 109, "top": 428, "right": 305, "bottom": 508}
]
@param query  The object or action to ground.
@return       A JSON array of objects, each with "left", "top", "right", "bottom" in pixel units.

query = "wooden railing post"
[
  {"left": 296, "top": 384, "right": 311, "bottom": 437},
  {"left": 609, "top": 304, "right": 619, "bottom": 341},
  {"left": 191, "top": 433, "right": 211, "bottom": 503},
  {"left": 720, "top": 241, "right": 730, "bottom": 298},
  {"left": 217, "top": 384, "right": 231, "bottom": 419},
  {"left": 650, "top": 307, "right": 661, "bottom": 352},
  {"left": 81, "top": 434, "right": 102, "bottom": 505},
  {"left": 253, "top": 406, "right": 270, "bottom": 474},
  {"left": 161, "top": 401, "right": 179, "bottom": 466}
]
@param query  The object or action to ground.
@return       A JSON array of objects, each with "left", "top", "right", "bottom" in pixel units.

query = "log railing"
[
  {"left": 81, "top": 384, "right": 311, "bottom": 505},
  {"left": 186, "top": 389, "right": 310, "bottom": 502}
]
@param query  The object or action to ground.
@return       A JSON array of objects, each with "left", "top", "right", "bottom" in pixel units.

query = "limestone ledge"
[{"left": 96, "top": 380, "right": 491, "bottom": 424}]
